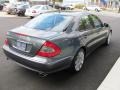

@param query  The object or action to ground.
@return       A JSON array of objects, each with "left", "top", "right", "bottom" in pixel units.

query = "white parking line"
[
  {"left": 96, "top": 11, "right": 120, "bottom": 17},
  {"left": 97, "top": 57, "right": 120, "bottom": 90}
]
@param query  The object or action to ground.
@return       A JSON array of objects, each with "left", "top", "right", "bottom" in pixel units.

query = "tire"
[
  {"left": 7, "top": 12, "right": 10, "bottom": 14},
  {"left": 104, "top": 32, "right": 112, "bottom": 46},
  {"left": 67, "top": 7, "right": 70, "bottom": 10},
  {"left": 95, "top": 8, "right": 99, "bottom": 12},
  {"left": 70, "top": 49, "right": 85, "bottom": 72},
  {"left": 30, "top": 16, "right": 34, "bottom": 19},
  {"left": 84, "top": 7, "right": 88, "bottom": 11},
  {"left": 0, "top": 6, "right": 3, "bottom": 10},
  {"left": 17, "top": 13, "right": 20, "bottom": 16}
]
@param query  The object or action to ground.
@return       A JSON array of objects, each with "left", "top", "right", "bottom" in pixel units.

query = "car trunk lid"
[{"left": 7, "top": 26, "right": 61, "bottom": 57}]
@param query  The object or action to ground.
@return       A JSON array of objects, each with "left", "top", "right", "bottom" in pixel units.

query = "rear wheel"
[
  {"left": 30, "top": 16, "right": 34, "bottom": 19},
  {"left": 70, "top": 49, "right": 85, "bottom": 72},
  {"left": 84, "top": 7, "right": 88, "bottom": 11},
  {"left": 7, "top": 12, "right": 10, "bottom": 14},
  {"left": 95, "top": 8, "right": 99, "bottom": 12}
]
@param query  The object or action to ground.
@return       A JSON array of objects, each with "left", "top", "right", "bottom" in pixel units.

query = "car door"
[
  {"left": 41, "top": 6, "right": 48, "bottom": 13},
  {"left": 90, "top": 15, "right": 108, "bottom": 45},
  {"left": 78, "top": 15, "right": 100, "bottom": 54},
  {"left": 47, "top": 6, "right": 54, "bottom": 12}
]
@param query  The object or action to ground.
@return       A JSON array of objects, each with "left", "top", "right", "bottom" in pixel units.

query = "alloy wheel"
[{"left": 74, "top": 50, "right": 85, "bottom": 71}]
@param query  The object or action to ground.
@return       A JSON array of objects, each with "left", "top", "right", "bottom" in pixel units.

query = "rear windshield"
[
  {"left": 24, "top": 13, "right": 73, "bottom": 32},
  {"left": 31, "top": 5, "right": 41, "bottom": 9}
]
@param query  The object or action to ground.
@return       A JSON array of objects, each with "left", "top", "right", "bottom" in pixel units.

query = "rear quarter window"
[{"left": 78, "top": 15, "right": 94, "bottom": 31}]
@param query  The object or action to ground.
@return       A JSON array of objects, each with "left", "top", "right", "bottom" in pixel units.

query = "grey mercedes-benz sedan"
[{"left": 3, "top": 12, "right": 112, "bottom": 75}]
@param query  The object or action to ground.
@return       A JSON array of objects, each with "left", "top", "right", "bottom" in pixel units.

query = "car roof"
[
  {"left": 31, "top": 5, "right": 49, "bottom": 9},
  {"left": 45, "top": 11, "right": 91, "bottom": 17},
  {"left": 32, "top": 5, "right": 48, "bottom": 7}
]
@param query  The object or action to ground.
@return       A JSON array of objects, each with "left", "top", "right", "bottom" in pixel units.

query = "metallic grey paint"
[{"left": 3, "top": 12, "right": 112, "bottom": 74}]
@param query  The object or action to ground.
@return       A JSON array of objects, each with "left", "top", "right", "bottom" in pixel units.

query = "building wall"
[
  {"left": 63, "top": 0, "right": 101, "bottom": 5},
  {"left": 63, "top": 0, "right": 85, "bottom": 4}
]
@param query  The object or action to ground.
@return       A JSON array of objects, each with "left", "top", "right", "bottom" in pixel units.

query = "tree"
[
  {"left": 118, "top": 0, "right": 120, "bottom": 13},
  {"left": 52, "top": 0, "right": 63, "bottom": 4},
  {"left": 51, "top": 0, "right": 63, "bottom": 8}
]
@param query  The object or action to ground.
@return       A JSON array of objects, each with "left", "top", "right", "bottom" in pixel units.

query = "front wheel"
[
  {"left": 95, "top": 8, "right": 99, "bottom": 12},
  {"left": 7, "top": 12, "right": 10, "bottom": 14},
  {"left": 104, "top": 32, "right": 112, "bottom": 45},
  {"left": 70, "top": 49, "right": 85, "bottom": 72},
  {"left": 17, "top": 13, "right": 21, "bottom": 16}
]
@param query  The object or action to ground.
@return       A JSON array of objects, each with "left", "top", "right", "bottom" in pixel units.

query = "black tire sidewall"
[{"left": 70, "top": 49, "right": 85, "bottom": 72}]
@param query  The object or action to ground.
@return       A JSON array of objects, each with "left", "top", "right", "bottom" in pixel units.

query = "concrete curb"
[
  {"left": 0, "top": 11, "right": 16, "bottom": 17},
  {"left": 97, "top": 57, "right": 120, "bottom": 90}
]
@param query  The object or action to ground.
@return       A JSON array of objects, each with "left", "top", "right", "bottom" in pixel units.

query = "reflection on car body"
[{"left": 25, "top": 5, "right": 55, "bottom": 18}]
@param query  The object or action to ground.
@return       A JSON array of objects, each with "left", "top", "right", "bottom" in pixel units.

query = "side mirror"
[{"left": 104, "top": 23, "right": 109, "bottom": 27}]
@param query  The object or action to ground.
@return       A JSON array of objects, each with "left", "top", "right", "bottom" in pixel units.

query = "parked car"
[
  {"left": 4, "top": 4, "right": 17, "bottom": 14},
  {"left": 5, "top": 2, "right": 30, "bottom": 15},
  {"left": 49, "top": 2, "right": 64, "bottom": 10},
  {"left": 16, "top": 4, "right": 30, "bottom": 16},
  {"left": 49, "top": 3, "right": 74, "bottom": 10},
  {"left": 61, "top": 4, "right": 75, "bottom": 10},
  {"left": 3, "top": 12, "right": 112, "bottom": 76},
  {"left": 83, "top": 5, "right": 102, "bottom": 12},
  {"left": 25, "top": 5, "right": 54, "bottom": 18}
]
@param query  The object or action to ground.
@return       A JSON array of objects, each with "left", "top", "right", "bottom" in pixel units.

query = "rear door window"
[
  {"left": 48, "top": 6, "right": 52, "bottom": 10},
  {"left": 79, "top": 15, "right": 94, "bottom": 31}
]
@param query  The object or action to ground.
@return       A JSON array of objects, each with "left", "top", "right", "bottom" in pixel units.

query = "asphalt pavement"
[{"left": 0, "top": 13, "right": 120, "bottom": 90}]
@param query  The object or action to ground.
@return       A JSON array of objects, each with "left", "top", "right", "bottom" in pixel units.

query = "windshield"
[
  {"left": 17, "top": 5, "right": 24, "bottom": 8},
  {"left": 24, "top": 13, "right": 73, "bottom": 32},
  {"left": 17, "top": 5, "right": 29, "bottom": 9}
]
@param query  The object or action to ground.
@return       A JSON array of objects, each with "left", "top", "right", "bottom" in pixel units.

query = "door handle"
[
  {"left": 83, "top": 35, "right": 87, "bottom": 38},
  {"left": 97, "top": 32, "right": 100, "bottom": 34}
]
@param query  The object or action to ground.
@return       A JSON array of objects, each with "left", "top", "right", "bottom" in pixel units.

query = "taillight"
[
  {"left": 32, "top": 10, "right": 36, "bottom": 13},
  {"left": 37, "top": 41, "right": 61, "bottom": 58},
  {"left": 4, "top": 39, "right": 8, "bottom": 45}
]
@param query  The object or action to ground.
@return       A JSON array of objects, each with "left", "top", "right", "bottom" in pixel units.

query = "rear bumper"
[
  {"left": 17, "top": 10, "right": 25, "bottom": 15},
  {"left": 6, "top": 8, "right": 16, "bottom": 13},
  {"left": 3, "top": 45, "right": 72, "bottom": 74},
  {"left": 25, "top": 12, "right": 39, "bottom": 17}
]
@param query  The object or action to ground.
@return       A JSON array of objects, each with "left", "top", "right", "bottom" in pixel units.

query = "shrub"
[{"left": 75, "top": 4, "right": 85, "bottom": 9}]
